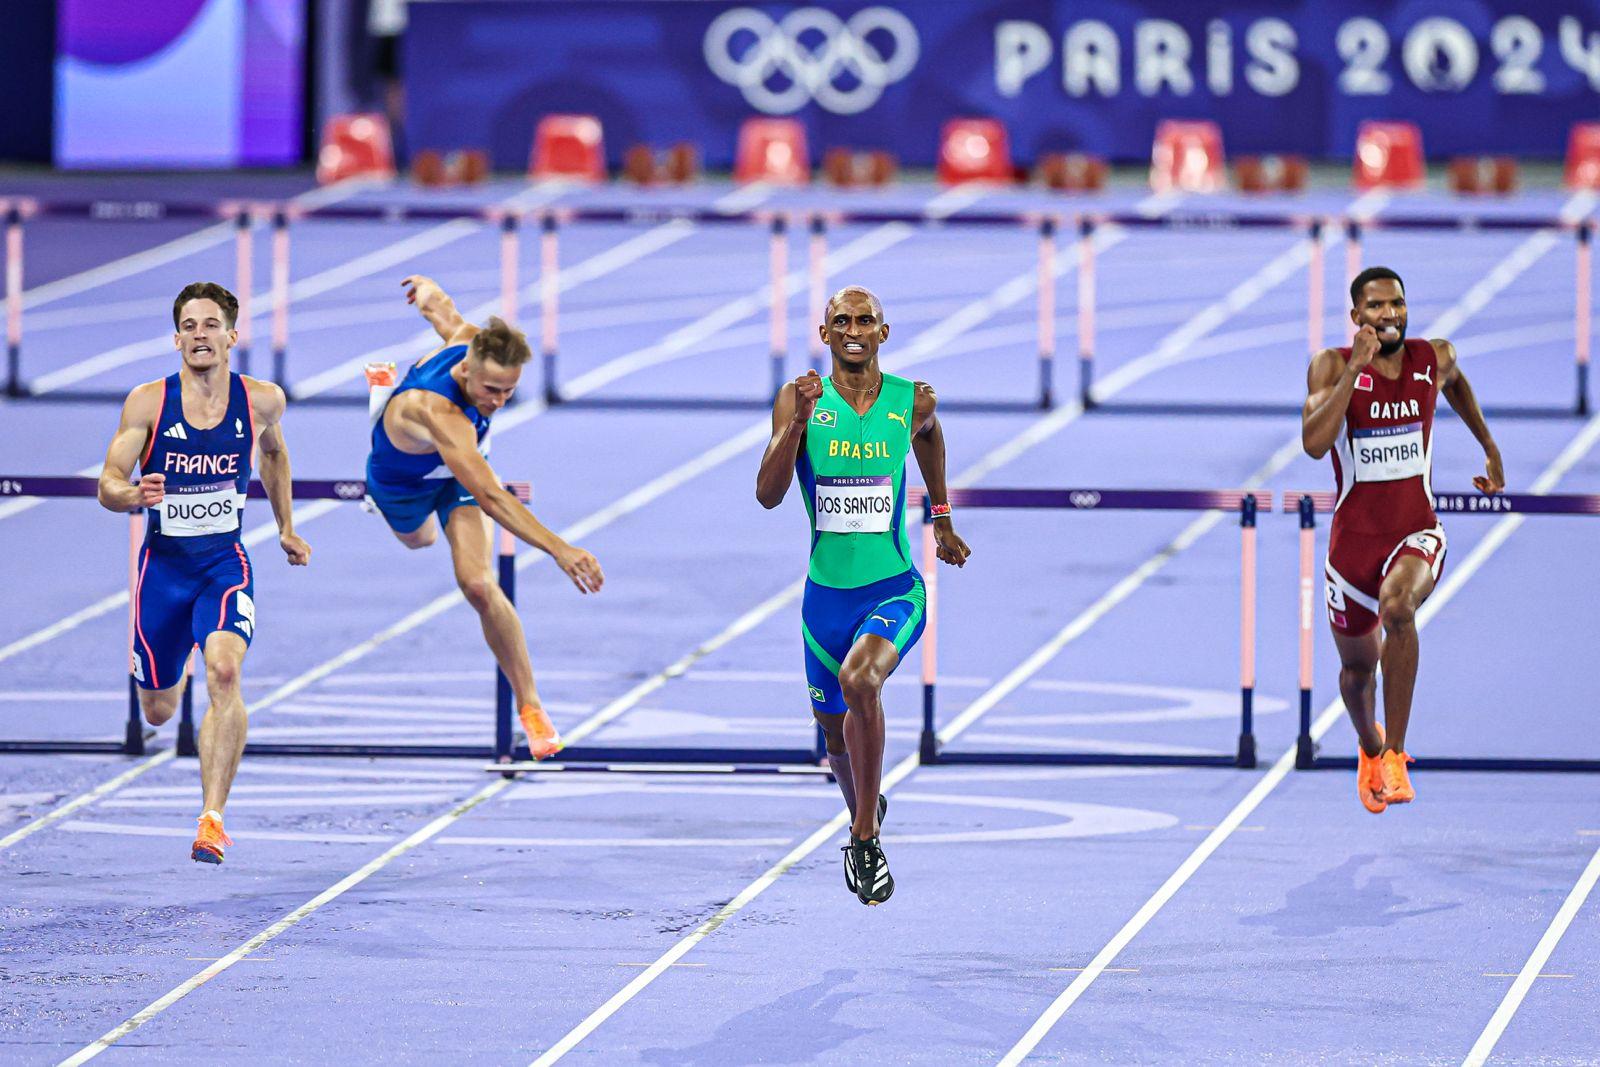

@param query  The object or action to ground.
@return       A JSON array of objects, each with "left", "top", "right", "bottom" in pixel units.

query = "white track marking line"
[
  {"left": 44, "top": 185, "right": 1135, "bottom": 1055},
  {"left": 0, "top": 499, "right": 339, "bottom": 665},
  {"left": 26, "top": 184, "right": 564, "bottom": 394},
  {"left": 292, "top": 184, "right": 984, "bottom": 399},
  {"left": 57, "top": 777, "right": 514, "bottom": 1067},
  {"left": 491, "top": 194, "right": 1181, "bottom": 747},
  {"left": 6, "top": 189, "right": 788, "bottom": 645},
  {"left": 1, "top": 177, "right": 380, "bottom": 316},
  {"left": 998, "top": 407, "right": 1600, "bottom": 1066},
  {"left": 524, "top": 188, "right": 1600, "bottom": 1063},
  {"left": 1463, "top": 842, "right": 1600, "bottom": 1066},
  {"left": 2, "top": 189, "right": 992, "bottom": 851},
  {"left": 0, "top": 750, "right": 176, "bottom": 851}
]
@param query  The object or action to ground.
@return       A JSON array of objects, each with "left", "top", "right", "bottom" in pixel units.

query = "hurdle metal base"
[
  {"left": 243, "top": 742, "right": 495, "bottom": 758},
  {"left": 1297, "top": 749, "right": 1600, "bottom": 773},
  {"left": 921, "top": 727, "right": 1256, "bottom": 769},
  {"left": 0, "top": 738, "right": 147, "bottom": 754},
  {"left": 524, "top": 744, "right": 823, "bottom": 765},
  {"left": 921, "top": 748, "right": 1255, "bottom": 768},
  {"left": 491, "top": 759, "right": 830, "bottom": 776}
]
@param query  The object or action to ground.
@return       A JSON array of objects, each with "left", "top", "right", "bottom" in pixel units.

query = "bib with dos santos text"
[{"left": 796, "top": 373, "right": 917, "bottom": 589}]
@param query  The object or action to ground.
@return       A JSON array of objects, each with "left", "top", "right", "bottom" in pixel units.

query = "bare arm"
[
  {"left": 248, "top": 379, "right": 311, "bottom": 565},
  {"left": 98, "top": 382, "right": 164, "bottom": 513},
  {"left": 1433, "top": 338, "right": 1505, "bottom": 494},
  {"left": 403, "top": 275, "right": 480, "bottom": 347},
  {"left": 419, "top": 397, "right": 604, "bottom": 592},
  {"left": 909, "top": 382, "right": 970, "bottom": 568},
  {"left": 1302, "top": 328, "right": 1378, "bottom": 458},
  {"left": 756, "top": 370, "right": 821, "bottom": 509}
]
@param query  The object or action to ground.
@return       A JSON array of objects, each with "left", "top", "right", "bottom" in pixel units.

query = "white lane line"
[
  {"left": 46, "top": 185, "right": 1117, "bottom": 1056},
  {"left": 0, "top": 750, "right": 177, "bottom": 851},
  {"left": 292, "top": 184, "right": 985, "bottom": 400},
  {"left": 0, "top": 177, "right": 382, "bottom": 316},
  {"left": 488, "top": 194, "right": 1183, "bottom": 748},
  {"left": 522, "top": 189, "right": 1600, "bottom": 1064},
  {"left": 60, "top": 820, "right": 392, "bottom": 844},
  {"left": 58, "top": 777, "right": 515, "bottom": 1067},
  {"left": 26, "top": 184, "right": 565, "bottom": 394},
  {"left": 998, "top": 403, "right": 1600, "bottom": 1067},
  {"left": 0, "top": 499, "right": 340, "bottom": 665},
  {"left": 4, "top": 189, "right": 778, "bottom": 644},
  {"left": 1, "top": 189, "right": 995, "bottom": 851}
]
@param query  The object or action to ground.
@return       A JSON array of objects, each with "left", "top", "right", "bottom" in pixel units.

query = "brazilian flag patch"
[{"left": 811, "top": 409, "right": 836, "bottom": 427}]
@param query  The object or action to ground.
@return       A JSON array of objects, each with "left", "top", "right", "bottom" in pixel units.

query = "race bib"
[
  {"left": 158, "top": 481, "right": 244, "bottom": 537},
  {"left": 1352, "top": 422, "right": 1426, "bottom": 482},
  {"left": 814, "top": 476, "right": 894, "bottom": 534}
]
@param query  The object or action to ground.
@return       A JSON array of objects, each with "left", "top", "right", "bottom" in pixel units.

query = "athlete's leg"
[
  {"left": 197, "top": 631, "right": 249, "bottom": 816},
  {"left": 443, "top": 506, "right": 540, "bottom": 710},
  {"left": 838, "top": 634, "right": 899, "bottom": 841},
  {"left": 391, "top": 515, "right": 438, "bottom": 549},
  {"left": 1332, "top": 628, "right": 1383, "bottom": 757},
  {"left": 812, "top": 710, "right": 858, "bottom": 817},
  {"left": 137, "top": 679, "right": 187, "bottom": 727},
  {"left": 1377, "top": 553, "right": 1435, "bottom": 753}
]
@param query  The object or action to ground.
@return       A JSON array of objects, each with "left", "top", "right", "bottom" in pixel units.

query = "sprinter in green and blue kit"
[{"left": 757, "top": 286, "right": 971, "bottom": 906}]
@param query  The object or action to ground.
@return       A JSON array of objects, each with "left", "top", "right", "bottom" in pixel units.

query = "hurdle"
[
  {"left": 914, "top": 486, "right": 1265, "bottom": 769},
  {"left": 1, "top": 198, "right": 262, "bottom": 402},
  {"left": 1074, "top": 210, "right": 1595, "bottom": 419},
  {"left": 536, "top": 206, "right": 795, "bottom": 410},
  {"left": 0, "top": 474, "right": 826, "bottom": 772},
  {"left": 1290, "top": 490, "right": 1600, "bottom": 773},
  {"left": 806, "top": 210, "right": 1060, "bottom": 411}
]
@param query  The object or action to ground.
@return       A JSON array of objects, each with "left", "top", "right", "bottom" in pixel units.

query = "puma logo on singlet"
[
  {"left": 1413, "top": 366, "right": 1433, "bottom": 384},
  {"left": 885, "top": 411, "right": 908, "bottom": 427},
  {"left": 869, "top": 614, "right": 895, "bottom": 626}
]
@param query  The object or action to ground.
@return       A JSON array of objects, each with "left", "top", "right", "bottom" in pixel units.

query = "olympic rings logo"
[
  {"left": 334, "top": 481, "right": 366, "bottom": 500},
  {"left": 1069, "top": 491, "right": 1102, "bottom": 509},
  {"left": 703, "top": 7, "right": 920, "bottom": 115}
]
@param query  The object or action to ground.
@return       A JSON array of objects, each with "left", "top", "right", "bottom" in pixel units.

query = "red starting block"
[
  {"left": 1035, "top": 152, "right": 1107, "bottom": 192},
  {"left": 1352, "top": 121, "right": 1425, "bottom": 190},
  {"left": 937, "top": 119, "right": 1012, "bottom": 185},
  {"left": 1448, "top": 156, "right": 1518, "bottom": 196},
  {"left": 735, "top": 118, "right": 809, "bottom": 185},
  {"left": 317, "top": 112, "right": 396, "bottom": 185},
  {"left": 1566, "top": 123, "right": 1600, "bottom": 189},
  {"left": 1234, "top": 155, "right": 1308, "bottom": 194},
  {"left": 530, "top": 114, "right": 606, "bottom": 182},
  {"left": 1150, "top": 120, "right": 1225, "bottom": 193}
]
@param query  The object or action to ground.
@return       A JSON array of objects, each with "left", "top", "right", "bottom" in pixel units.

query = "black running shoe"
[
  {"left": 847, "top": 833, "right": 893, "bottom": 906},
  {"left": 843, "top": 795, "right": 888, "bottom": 895}
]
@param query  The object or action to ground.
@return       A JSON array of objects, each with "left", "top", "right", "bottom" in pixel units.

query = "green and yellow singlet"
[{"left": 796, "top": 373, "right": 917, "bottom": 589}]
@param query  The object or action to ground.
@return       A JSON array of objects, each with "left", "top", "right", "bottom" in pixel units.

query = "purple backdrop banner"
[
  {"left": 404, "top": 0, "right": 1600, "bottom": 169},
  {"left": 56, "top": 0, "right": 304, "bottom": 168}
]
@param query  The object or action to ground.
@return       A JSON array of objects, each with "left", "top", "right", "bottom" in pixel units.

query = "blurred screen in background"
[{"left": 55, "top": 0, "right": 305, "bottom": 168}]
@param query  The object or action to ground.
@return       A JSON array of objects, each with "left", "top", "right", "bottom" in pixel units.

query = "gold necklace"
[{"left": 830, "top": 372, "right": 882, "bottom": 397}]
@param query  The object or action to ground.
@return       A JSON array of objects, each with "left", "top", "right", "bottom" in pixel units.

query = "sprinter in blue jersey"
[
  {"left": 366, "top": 276, "right": 604, "bottom": 758},
  {"left": 99, "top": 282, "right": 310, "bottom": 865}
]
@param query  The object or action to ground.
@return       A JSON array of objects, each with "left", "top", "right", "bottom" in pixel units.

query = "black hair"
[{"left": 1350, "top": 266, "right": 1404, "bottom": 308}]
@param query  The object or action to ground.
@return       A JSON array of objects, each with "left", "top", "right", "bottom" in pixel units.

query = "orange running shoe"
[
  {"left": 519, "top": 704, "right": 564, "bottom": 760},
  {"left": 1380, "top": 750, "right": 1416, "bottom": 804},
  {"left": 1357, "top": 724, "right": 1387, "bottom": 814},
  {"left": 191, "top": 811, "right": 233, "bottom": 864}
]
